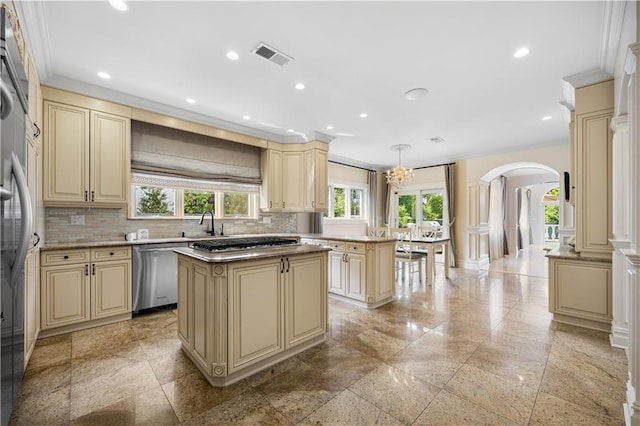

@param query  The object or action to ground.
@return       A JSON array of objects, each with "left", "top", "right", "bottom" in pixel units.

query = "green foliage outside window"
[
  {"left": 398, "top": 195, "right": 416, "bottom": 227},
  {"left": 350, "top": 189, "right": 362, "bottom": 217},
  {"left": 184, "top": 191, "right": 213, "bottom": 215},
  {"left": 544, "top": 187, "right": 559, "bottom": 224},
  {"left": 137, "top": 187, "right": 174, "bottom": 216},
  {"left": 333, "top": 187, "right": 345, "bottom": 218},
  {"left": 224, "top": 192, "right": 249, "bottom": 216},
  {"left": 422, "top": 193, "right": 443, "bottom": 222}
]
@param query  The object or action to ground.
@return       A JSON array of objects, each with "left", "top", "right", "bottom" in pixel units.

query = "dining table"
[{"left": 403, "top": 237, "right": 450, "bottom": 286}]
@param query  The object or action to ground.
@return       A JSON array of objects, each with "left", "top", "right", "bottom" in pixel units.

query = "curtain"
[
  {"left": 516, "top": 188, "right": 523, "bottom": 250},
  {"left": 383, "top": 181, "right": 391, "bottom": 226},
  {"left": 488, "top": 178, "right": 505, "bottom": 260},
  {"left": 527, "top": 189, "right": 534, "bottom": 244},
  {"left": 518, "top": 188, "right": 531, "bottom": 247},
  {"left": 368, "top": 171, "right": 378, "bottom": 226},
  {"left": 500, "top": 176, "right": 509, "bottom": 255},
  {"left": 444, "top": 164, "right": 457, "bottom": 267},
  {"left": 131, "top": 120, "right": 262, "bottom": 184}
]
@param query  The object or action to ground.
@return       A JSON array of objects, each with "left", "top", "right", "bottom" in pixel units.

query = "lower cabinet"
[
  {"left": 548, "top": 256, "right": 612, "bottom": 331},
  {"left": 317, "top": 238, "right": 394, "bottom": 308},
  {"left": 177, "top": 251, "right": 328, "bottom": 386},
  {"left": 24, "top": 249, "right": 40, "bottom": 366},
  {"left": 40, "top": 246, "right": 131, "bottom": 335}
]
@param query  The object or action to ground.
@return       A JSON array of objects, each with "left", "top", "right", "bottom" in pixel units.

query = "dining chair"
[
  {"left": 389, "top": 227, "right": 426, "bottom": 284},
  {"left": 367, "top": 226, "right": 389, "bottom": 237}
]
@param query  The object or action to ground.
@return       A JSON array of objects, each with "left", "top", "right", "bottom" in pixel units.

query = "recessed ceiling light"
[
  {"left": 288, "top": 129, "right": 295, "bottom": 132},
  {"left": 109, "top": 0, "right": 128, "bottom": 11},
  {"left": 542, "top": 115, "right": 552, "bottom": 121},
  {"left": 326, "top": 125, "right": 334, "bottom": 130},
  {"left": 295, "top": 83, "right": 305, "bottom": 90},
  {"left": 404, "top": 88, "right": 429, "bottom": 100},
  {"left": 242, "top": 115, "right": 251, "bottom": 120},
  {"left": 359, "top": 113, "right": 368, "bottom": 118},
  {"left": 226, "top": 51, "right": 239, "bottom": 61},
  {"left": 514, "top": 47, "right": 530, "bottom": 58},
  {"left": 97, "top": 71, "right": 111, "bottom": 80},
  {"left": 186, "top": 98, "right": 196, "bottom": 104}
]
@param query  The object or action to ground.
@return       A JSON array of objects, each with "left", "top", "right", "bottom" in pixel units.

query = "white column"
[
  {"left": 611, "top": 116, "right": 631, "bottom": 348},
  {"left": 623, "top": 252, "right": 640, "bottom": 425}
]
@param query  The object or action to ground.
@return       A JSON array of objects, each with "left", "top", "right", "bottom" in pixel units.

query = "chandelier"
[{"left": 386, "top": 144, "right": 414, "bottom": 188}]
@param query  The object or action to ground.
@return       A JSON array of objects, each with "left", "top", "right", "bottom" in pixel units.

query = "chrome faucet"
[{"left": 199, "top": 210, "right": 215, "bottom": 236}]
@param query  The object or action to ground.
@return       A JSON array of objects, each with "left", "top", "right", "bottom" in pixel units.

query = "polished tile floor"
[{"left": 11, "top": 247, "right": 627, "bottom": 425}]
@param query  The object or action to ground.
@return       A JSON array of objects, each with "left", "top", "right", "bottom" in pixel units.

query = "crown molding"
[
  {"left": 313, "top": 131, "right": 335, "bottom": 143},
  {"left": 327, "top": 153, "right": 378, "bottom": 171},
  {"left": 42, "top": 75, "right": 315, "bottom": 144},
  {"left": 600, "top": 0, "right": 626, "bottom": 75},
  {"left": 14, "top": 1, "right": 52, "bottom": 80},
  {"left": 562, "top": 68, "right": 613, "bottom": 90}
]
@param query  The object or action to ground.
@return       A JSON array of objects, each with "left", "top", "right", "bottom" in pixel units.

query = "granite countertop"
[
  {"left": 298, "top": 234, "right": 397, "bottom": 243},
  {"left": 175, "top": 244, "right": 331, "bottom": 263},
  {"left": 545, "top": 250, "right": 612, "bottom": 263},
  {"left": 40, "top": 233, "right": 304, "bottom": 251}
]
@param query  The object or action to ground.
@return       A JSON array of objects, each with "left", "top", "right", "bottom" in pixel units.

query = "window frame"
[
  {"left": 326, "top": 183, "right": 368, "bottom": 221},
  {"left": 129, "top": 174, "right": 259, "bottom": 220}
]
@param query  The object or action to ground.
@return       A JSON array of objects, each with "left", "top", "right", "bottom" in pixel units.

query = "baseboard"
[
  {"left": 552, "top": 313, "right": 611, "bottom": 333},
  {"left": 610, "top": 326, "right": 628, "bottom": 349},
  {"left": 457, "top": 257, "right": 490, "bottom": 270}
]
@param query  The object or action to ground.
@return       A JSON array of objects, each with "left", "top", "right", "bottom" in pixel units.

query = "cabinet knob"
[
  {"left": 63, "top": 255, "right": 69, "bottom": 260},
  {"left": 110, "top": 252, "right": 114, "bottom": 256}
]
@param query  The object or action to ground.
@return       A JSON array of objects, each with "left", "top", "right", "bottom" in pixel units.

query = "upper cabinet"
[
  {"left": 260, "top": 142, "right": 328, "bottom": 213},
  {"left": 43, "top": 88, "right": 131, "bottom": 208},
  {"left": 304, "top": 148, "right": 328, "bottom": 211},
  {"left": 572, "top": 80, "right": 614, "bottom": 257}
]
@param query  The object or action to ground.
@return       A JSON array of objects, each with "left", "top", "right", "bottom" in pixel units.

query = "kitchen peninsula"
[{"left": 175, "top": 240, "right": 330, "bottom": 387}]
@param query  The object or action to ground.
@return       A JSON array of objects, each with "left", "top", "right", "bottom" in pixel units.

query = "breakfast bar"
[{"left": 174, "top": 240, "right": 330, "bottom": 387}]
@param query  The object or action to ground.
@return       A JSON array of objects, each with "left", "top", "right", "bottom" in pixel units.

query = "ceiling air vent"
[
  {"left": 253, "top": 42, "right": 293, "bottom": 66},
  {"left": 430, "top": 136, "right": 445, "bottom": 144}
]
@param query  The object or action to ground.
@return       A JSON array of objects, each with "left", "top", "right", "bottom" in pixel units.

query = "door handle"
[
  {"left": 0, "top": 83, "right": 14, "bottom": 119},
  {"left": 85, "top": 265, "right": 89, "bottom": 276},
  {"left": 280, "top": 258, "right": 284, "bottom": 273},
  {"left": 8, "top": 153, "right": 33, "bottom": 285},
  {"left": 286, "top": 258, "right": 290, "bottom": 273},
  {"left": 92, "top": 264, "right": 96, "bottom": 275},
  {"left": 85, "top": 191, "right": 88, "bottom": 202},
  {"left": 33, "top": 123, "right": 41, "bottom": 138},
  {"left": 91, "top": 191, "right": 95, "bottom": 202}
]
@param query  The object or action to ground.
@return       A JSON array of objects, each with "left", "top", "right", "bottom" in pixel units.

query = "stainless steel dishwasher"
[{"left": 132, "top": 241, "right": 189, "bottom": 313}]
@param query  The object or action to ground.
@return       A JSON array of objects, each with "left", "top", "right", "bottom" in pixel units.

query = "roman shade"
[{"left": 131, "top": 120, "right": 261, "bottom": 184}]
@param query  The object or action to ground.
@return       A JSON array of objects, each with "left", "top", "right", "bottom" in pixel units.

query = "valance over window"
[{"left": 131, "top": 121, "right": 261, "bottom": 184}]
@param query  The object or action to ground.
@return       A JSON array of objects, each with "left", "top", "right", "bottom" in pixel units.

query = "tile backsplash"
[{"left": 44, "top": 207, "right": 298, "bottom": 244}]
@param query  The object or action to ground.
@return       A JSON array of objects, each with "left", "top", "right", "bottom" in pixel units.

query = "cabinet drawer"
[
  {"left": 345, "top": 242, "right": 366, "bottom": 254},
  {"left": 41, "top": 249, "right": 90, "bottom": 266},
  {"left": 91, "top": 246, "right": 131, "bottom": 262},
  {"left": 325, "top": 240, "right": 345, "bottom": 251}
]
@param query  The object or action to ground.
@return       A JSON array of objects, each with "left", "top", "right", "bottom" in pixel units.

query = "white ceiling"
[{"left": 20, "top": 1, "right": 628, "bottom": 171}]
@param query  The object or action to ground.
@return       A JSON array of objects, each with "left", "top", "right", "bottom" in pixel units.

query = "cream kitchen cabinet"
[
  {"left": 176, "top": 249, "right": 327, "bottom": 386},
  {"left": 548, "top": 254, "right": 612, "bottom": 331},
  {"left": 260, "top": 149, "right": 305, "bottom": 211},
  {"left": 24, "top": 249, "right": 40, "bottom": 366},
  {"left": 43, "top": 100, "right": 131, "bottom": 207},
  {"left": 40, "top": 246, "right": 131, "bottom": 336},
  {"left": 304, "top": 148, "right": 328, "bottom": 212},
  {"left": 302, "top": 236, "right": 396, "bottom": 308},
  {"left": 26, "top": 53, "right": 42, "bottom": 143},
  {"left": 326, "top": 241, "right": 366, "bottom": 301}
]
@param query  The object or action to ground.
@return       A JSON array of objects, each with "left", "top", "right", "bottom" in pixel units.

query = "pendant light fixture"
[{"left": 386, "top": 144, "right": 414, "bottom": 188}]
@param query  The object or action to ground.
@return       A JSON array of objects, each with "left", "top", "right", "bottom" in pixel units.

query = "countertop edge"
[
  {"left": 175, "top": 245, "right": 331, "bottom": 263},
  {"left": 545, "top": 251, "right": 612, "bottom": 263}
]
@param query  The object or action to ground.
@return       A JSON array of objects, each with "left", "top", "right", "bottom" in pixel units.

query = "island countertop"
[
  {"left": 298, "top": 234, "right": 396, "bottom": 243},
  {"left": 174, "top": 243, "right": 331, "bottom": 263}
]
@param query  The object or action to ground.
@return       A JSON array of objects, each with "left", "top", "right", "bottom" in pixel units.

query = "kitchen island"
[
  {"left": 300, "top": 234, "right": 397, "bottom": 308},
  {"left": 175, "top": 242, "right": 330, "bottom": 387}
]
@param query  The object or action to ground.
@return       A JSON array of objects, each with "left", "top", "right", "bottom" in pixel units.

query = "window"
[
  {"left": 421, "top": 191, "right": 443, "bottom": 225},
  {"left": 393, "top": 188, "right": 446, "bottom": 229},
  {"left": 327, "top": 184, "right": 367, "bottom": 219},
  {"left": 130, "top": 173, "right": 258, "bottom": 219}
]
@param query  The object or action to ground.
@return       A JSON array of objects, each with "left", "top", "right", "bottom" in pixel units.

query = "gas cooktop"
[{"left": 191, "top": 237, "right": 299, "bottom": 252}]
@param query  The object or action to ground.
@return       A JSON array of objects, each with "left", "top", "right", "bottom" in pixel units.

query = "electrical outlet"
[{"left": 70, "top": 215, "right": 85, "bottom": 225}]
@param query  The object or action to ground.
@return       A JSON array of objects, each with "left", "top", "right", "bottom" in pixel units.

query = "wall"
[{"left": 44, "top": 207, "right": 297, "bottom": 244}]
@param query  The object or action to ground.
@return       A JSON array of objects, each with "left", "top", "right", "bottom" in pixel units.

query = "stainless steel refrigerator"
[{"left": 0, "top": 6, "right": 31, "bottom": 425}]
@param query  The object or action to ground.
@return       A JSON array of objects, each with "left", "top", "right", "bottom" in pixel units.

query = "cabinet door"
[
  {"left": 285, "top": 255, "right": 326, "bottom": 347},
  {"left": 91, "top": 260, "right": 131, "bottom": 319},
  {"left": 177, "top": 256, "right": 191, "bottom": 348},
  {"left": 345, "top": 253, "right": 366, "bottom": 301},
  {"left": 90, "top": 111, "right": 130, "bottom": 205},
  {"left": 282, "top": 151, "right": 304, "bottom": 210},
  {"left": 305, "top": 149, "right": 328, "bottom": 211},
  {"left": 228, "top": 259, "right": 283, "bottom": 373},
  {"left": 43, "top": 101, "right": 90, "bottom": 204},
  {"left": 24, "top": 250, "right": 39, "bottom": 365},
  {"left": 261, "top": 149, "right": 283, "bottom": 211},
  {"left": 328, "top": 251, "right": 346, "bottom": 295},
  {"left": 41, "top": 264, "right": 90, "bottom": 329}
]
